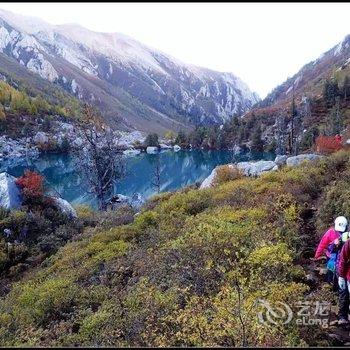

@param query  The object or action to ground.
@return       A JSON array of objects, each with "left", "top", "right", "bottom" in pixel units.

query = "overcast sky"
[{"left": 0, "top": 2, "right": 349, "bottom": 98}]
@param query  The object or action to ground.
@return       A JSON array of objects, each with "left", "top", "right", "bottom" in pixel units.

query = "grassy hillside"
[{"left": 1, "top": 151, "right": 350, "bottom": 346}]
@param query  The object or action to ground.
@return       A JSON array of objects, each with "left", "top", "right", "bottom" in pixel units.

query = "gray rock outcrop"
[{"left": 0, "top": 172, "right": 22, "bottom": 210}]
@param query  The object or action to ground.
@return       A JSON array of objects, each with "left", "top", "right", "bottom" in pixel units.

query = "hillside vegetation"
[
  {"left": 0, "top": 53, "right": 82, "bottom": 118},
  {"left": 1, "top": 150, "right": 350, "bottom": 346},
  {"left": 0, "top": 53, "right": 83, "bottom": 137}
]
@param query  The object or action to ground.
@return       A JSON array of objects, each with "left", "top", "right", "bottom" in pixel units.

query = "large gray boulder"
[
  {"left": 286, "top": 154, "right": 322, "bottom": 167},
  {"left": 0, "top": 172, "right": 22, "bottom": 210},
  {"left": 159, "top": 143, "right": 172, "bottom": 150},
  {"left": 274, "top": 155, "right": 288, "bottom": 167},
  {"left": 236, "top": 160, "right": 277, "bottom": 177},
  {"left": 146, "top": 146, "right": 158, "bottom": 154},
  {"left": 123, "top": 149, "right": 141, "bottom": 156},
  {"left": 200, "top": 161, "right": 278, "bottom": 189},
  {"left": 51, "top": 197, "right": 77, "bottom": 219},
  {"left": 200, "top": 167, "right": 219, "bottom": 189}
]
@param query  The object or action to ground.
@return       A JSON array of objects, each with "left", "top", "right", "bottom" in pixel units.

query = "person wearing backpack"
[{"left": 314, "top": 216, "right": 348, "bottom": 287}]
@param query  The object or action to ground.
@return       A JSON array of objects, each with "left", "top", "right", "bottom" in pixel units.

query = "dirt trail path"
[{"left": 308, "top": 260, "right": 350, "bottom": 346}]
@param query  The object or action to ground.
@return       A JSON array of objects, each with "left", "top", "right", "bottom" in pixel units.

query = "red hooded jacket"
[
  {"left": 337, "top": 240, "right": 350, "bottom": 280},
  {"left": 315, "top": 227, "right": 341, "bottom": 259}
]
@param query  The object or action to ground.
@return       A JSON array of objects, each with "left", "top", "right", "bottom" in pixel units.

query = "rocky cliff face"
[{"left": 0, "top": 9, "right": 259, "bottom": 133}]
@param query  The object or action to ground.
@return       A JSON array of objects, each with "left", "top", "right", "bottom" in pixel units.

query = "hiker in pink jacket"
[{"left": 314, "top": 216, "right": 348, "bottom": 286}]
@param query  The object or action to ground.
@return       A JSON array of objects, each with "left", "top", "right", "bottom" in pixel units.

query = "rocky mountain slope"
[
  {"left": 247, "top": 34, "right": 350, "bottom": 117},
  {"left": 230, "top": 34, "right": 350, "bottom": 155},
  {"left": 0, "top": 9, "right": 259, "bottom": 134}
]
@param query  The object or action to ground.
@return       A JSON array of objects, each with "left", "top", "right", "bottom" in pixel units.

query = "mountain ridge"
[{"left": 0, "top": 8, "right": 259, "bottom": 134}]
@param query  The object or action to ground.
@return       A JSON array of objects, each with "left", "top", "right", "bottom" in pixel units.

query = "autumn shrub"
[
  {"left": 15, "top": 171, "right": 44, "bottom": 204},
  {"left": 315, "top": 135, "right": 343, "bottom": 154},
  {"left": 212, "top": 164, "right": 244, "bottom": 186}
]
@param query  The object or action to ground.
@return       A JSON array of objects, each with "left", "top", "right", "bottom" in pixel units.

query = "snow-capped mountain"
[{"left": 0, "top": 9, "right": 259, "bottom": 133}]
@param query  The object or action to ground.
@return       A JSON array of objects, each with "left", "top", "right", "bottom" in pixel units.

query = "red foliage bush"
[
  {"left": 315, "top": 135, "right": 343, "bottom": 154},
  {"left": 16, "top": 170, "right": 44, "bottom": 202}
]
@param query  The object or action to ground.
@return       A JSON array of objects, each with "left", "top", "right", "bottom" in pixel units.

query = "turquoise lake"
[{"left": 1, "top": 150, "right": 275, "bottom": 207}]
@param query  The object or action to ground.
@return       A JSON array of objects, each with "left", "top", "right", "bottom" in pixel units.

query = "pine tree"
[
  {"left": 290, "top": 93, "right": 302, "bottom": 155},
  {"left": 323, "top": 79, "right": 340, "bottom": 107},
  {"left": 327, "top": 97, "right": 343, "bottom": 135},
  {"left": 175, "top": 130, "right": 187, "bottom": 146},
  {"left": 144, "top": 133, "right": 159, "bottom": 147},
  {"left": 251, "top": 125, "right": 264, "bottom": 152},
  {"left": 276, "top": 115, "right": 287, "bottom": 155}
]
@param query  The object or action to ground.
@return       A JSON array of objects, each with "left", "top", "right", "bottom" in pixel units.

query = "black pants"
[
  {"left": 326, "top": 269, "right": 339, "bottom": 292},
  {"left": 337, "top": 275, "right": 350, "bottom": 320}
]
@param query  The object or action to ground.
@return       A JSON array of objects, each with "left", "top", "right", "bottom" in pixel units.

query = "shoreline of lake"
[{"left": 0, "top": 149, "right": 275, "bottom": 208}]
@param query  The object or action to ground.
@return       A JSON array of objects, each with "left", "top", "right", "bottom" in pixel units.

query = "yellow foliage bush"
[{"left": 213, "top": 164, "right": 244, "bottom": 186}]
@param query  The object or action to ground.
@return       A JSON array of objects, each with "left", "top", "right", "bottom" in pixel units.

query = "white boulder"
[
  {"left": 199, "top": 168, "right": 217, "bottom": 189},
  {"left": 236, "top": 160, "right": 277, "bottom": 177},
  {"left": 274, "top": 155, "right": 288, "bottom": 166},
  {"left": 0, "top": 172, "right": 22, "bottom": 210},
  {"left": 159, "top": 143, "right": 172, "bottom": 149},
  {"left": 51, "top": 196, "right": 77, "bottom": 219},
  {"left": 200, "top": 161, "right": 277, "bottom": 189},
  {"left": 146, "top": 146, "right": 158, "bottom": 154},
  {"left": 286, "top": 154, "right": 322, "bottom": 167},
  {"left": 173, "top": 145, "right": 181, "bottom": 152},
  {"left": 123, "top": 149, "right": 141, "bottom": 156},
  {"left": 57, "top": 122, "right": 74, "bottom": 132}
]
